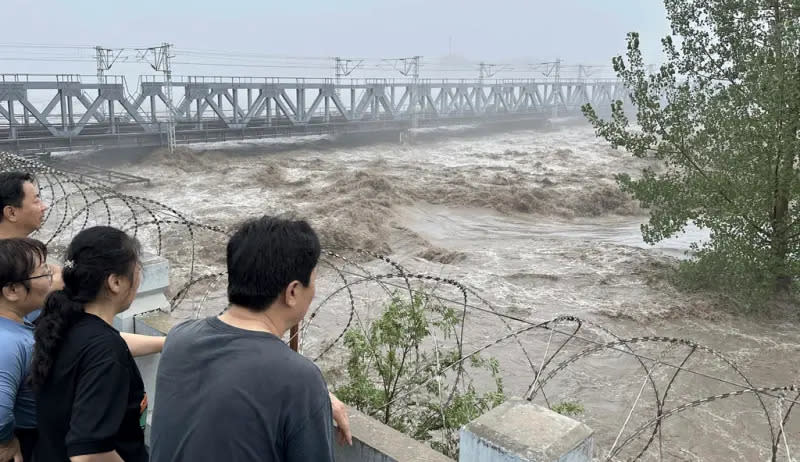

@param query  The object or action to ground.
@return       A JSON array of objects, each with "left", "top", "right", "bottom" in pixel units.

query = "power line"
[
  {"left": 0, "top": 43, "right": 617, "bottom": 80},
  {"left": 176, "top": 48, "right": 334, "bottom": 61},
  {"left": 172, "top": 61, "right": 339, "bottom": 69},
  {"left": 0, "top": 43, "right": 93, "bottom": 50}
]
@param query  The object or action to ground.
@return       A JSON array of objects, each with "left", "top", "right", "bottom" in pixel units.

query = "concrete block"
[
  {"left": 131, "top": 316, "right": 167, "bottom": 420},
  {"left": 113, "top": 254, "right": 170, "bottom": 333},
  {"left": 334, "top": 408, "right": 454, "bottom": 462},
  {"left": 134, "top": 316, "right": 168, "bottom": 336},
  {"left": 136, "top": 351, "right": 161, "bottom": 446},
  {"left": 114, "top": 292, "right": 169, "bottom": 332},
  {"left": 459, "top": 399, "right": 593, "bottom": 462},
  {"left": 137, "top": 253, "right": 170, "bottom": 295}
]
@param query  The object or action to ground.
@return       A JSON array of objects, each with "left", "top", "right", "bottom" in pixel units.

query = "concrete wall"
[{"left": 334, "top": 409, "right": 454, "bottom": 462}]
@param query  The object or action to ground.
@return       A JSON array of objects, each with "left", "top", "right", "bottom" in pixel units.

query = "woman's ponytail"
[
  {"left": 30, "top": 226, "right": 140, "bottom": 389},
  {"left": 30, "top": 290, "right": 86, "bottom": 389}
]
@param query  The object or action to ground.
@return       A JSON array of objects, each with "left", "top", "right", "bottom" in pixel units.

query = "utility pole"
[
  {"left": 532, "top": 59, "right": 562, "bottom": 117},
  {"left": 139, "top": 43, "right": 176, "bottom": 153},
  {"left": 409, "top": 56, "right": 420, "bottom": 128},
  {"left": 389, "top": 56, "right": 421, "bottom": 128},
  {"left": 95, "top": 46, "right": 123, "bottom": 84},
  {"left": 552, "top": 58, "right": 561, "bottom": 117},
  {"left": 334, "top": 57, "right": 363, "bottom": 101},
  {"left": 95, "top": 46, "right": 123, "bottom": 119},
  {"left": 479, "top": 62, "right": 499, "bottom": 82},
  {"left": 392, "top": 56, "right": 420, "bottom": 79}
]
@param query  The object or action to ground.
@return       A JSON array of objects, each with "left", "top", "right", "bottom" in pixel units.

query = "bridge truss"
[{"left": 0, "top": 74, "right": 628, "bottom": 152}]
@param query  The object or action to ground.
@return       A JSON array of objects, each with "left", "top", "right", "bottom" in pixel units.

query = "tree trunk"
[
  {"left": 772, "top": 194, "right": 792, "bottom": 293},
  {"left": 769, "top": 1, "right": 794, "bottom": 295}
]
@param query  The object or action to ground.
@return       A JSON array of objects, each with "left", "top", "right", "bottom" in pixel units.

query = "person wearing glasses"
[
  {"left": 0, "top": 171, "right": 164, "bottom": 342},
  {"left": 0, "top": 171, "right": 164, "bottom": 348},
  {"left": 0, "top": 174, "right": 164, "bottom": 461},
  {"left": 0, "top": 238, "right": 52, "bottom": 462}
]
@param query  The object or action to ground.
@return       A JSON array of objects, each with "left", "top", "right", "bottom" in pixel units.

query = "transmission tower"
[{"left": 138, "top": 43, "right": 176, "bottom": 153}]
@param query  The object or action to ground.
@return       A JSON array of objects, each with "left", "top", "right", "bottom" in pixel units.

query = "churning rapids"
[{"left": 55, "top": 122, "right": 800, "bottom": 461}]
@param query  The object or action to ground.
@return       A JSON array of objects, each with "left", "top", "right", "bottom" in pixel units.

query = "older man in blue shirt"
[
  {"left": 0, "top": 172, "right": 167, "bottom": 461},
  {"left": 0, "top": 238, "right": 52, "bottom": 462}
]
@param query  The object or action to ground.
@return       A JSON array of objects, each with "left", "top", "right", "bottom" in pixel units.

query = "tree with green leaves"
[
  {"left": 583, "top": 0, "right": 800, "bottom": 303},
  {"left": 332, "top": 292, "right": 505, "bottom": 458}
]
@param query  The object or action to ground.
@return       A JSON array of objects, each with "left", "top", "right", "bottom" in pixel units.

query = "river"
[{"left": 36, "top": 121, "right": 800, "bottom": 460}]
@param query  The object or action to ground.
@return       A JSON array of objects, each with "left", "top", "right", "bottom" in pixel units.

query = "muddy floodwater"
[{"left": 43, "top": 122, "right": 800, "bottom": 460}]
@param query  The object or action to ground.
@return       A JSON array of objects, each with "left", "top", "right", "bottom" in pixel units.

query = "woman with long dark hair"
[{"left": 31, "top": 226, "right": 149, "bottom": 462}]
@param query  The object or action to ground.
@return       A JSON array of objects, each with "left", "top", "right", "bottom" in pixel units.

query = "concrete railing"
[
  {"left": 334, "top": 409, "right": 453, "bottom": 462},
  {"left": 122, "top": 255, "right": 595, "bottom": 462}
]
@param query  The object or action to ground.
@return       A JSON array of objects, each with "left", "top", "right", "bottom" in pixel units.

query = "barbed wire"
[{"left": 2, "top": 152, "right": 796, "bottom": 461}]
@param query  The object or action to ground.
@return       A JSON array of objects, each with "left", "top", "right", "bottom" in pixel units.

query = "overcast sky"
[{"left": 2, "top": 0, "right": 671, "bottom": 78}]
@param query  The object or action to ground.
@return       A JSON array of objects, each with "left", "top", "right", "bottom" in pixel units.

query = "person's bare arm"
[
  {"left": 120, "top": 333, "right": 165, "bottom": 357},
  {"left": 0, "top": 436, "right": 22, "bottom": 462},
  {"left": 49, "top": 263, "right": 64, "bottom": 292},
  {"left": 70, "top": 450, "right": 125, "bottom": 462},
  {"left": 329, "top": 392, "right": 352, "bottom": 446}
]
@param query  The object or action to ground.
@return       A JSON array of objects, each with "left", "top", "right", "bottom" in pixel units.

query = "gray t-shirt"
[{"left": 149, "top": 317, "right": 334, "bottom": 462}]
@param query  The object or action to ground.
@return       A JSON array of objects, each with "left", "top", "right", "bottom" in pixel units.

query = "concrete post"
[
  {"left": 112, "top": 253, "right": 169, "bottom": 446},
  {"left": 459, "top": 398, "right": 593, "bottom": 462},
  {"left": 113, "top": 253, "right": 169, "bottom": 333}
]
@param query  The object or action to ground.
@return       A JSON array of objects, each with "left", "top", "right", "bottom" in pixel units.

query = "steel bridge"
[{"left": 0, "top": 74, "right": 628, "bottom": 153}]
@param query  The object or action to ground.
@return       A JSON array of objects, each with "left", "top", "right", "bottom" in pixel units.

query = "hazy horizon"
[{"left": 3, "top": 0, "right": 671, "bottom": 79}]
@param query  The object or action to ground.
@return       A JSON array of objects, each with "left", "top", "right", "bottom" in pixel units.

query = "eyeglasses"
[{"left": 17, "top": 269, "right": 53, "bottom": 284}]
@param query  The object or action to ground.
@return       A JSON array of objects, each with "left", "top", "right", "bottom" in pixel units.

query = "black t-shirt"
[
  {"left": 35, "top": 312, "right": 148, "bottom": 462},
  {"left": 150, "top": 316, "right": 335, "bottom": 462}
]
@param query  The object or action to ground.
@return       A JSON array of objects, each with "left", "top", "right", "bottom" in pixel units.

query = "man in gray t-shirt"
[{"left": 150, "top": 216, "right": 339, "bottom": 461}]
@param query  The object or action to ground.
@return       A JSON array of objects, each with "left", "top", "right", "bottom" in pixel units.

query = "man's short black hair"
[
  {"left": 227, "top": 215, "right": 321, "bottom": 311},
  {"left": 0, "top": 171, "right": 35, "bottom": 223},
  {"left": 0, "top": 237, "right": 47, "bottom": 290}
]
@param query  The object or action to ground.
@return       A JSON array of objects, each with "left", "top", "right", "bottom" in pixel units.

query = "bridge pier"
[
  {"left": 7, "top": 101, "right": 16, "bottom": 139},
  {"left": 109, "top": 100, "right": 116, "bottom": 134}
]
